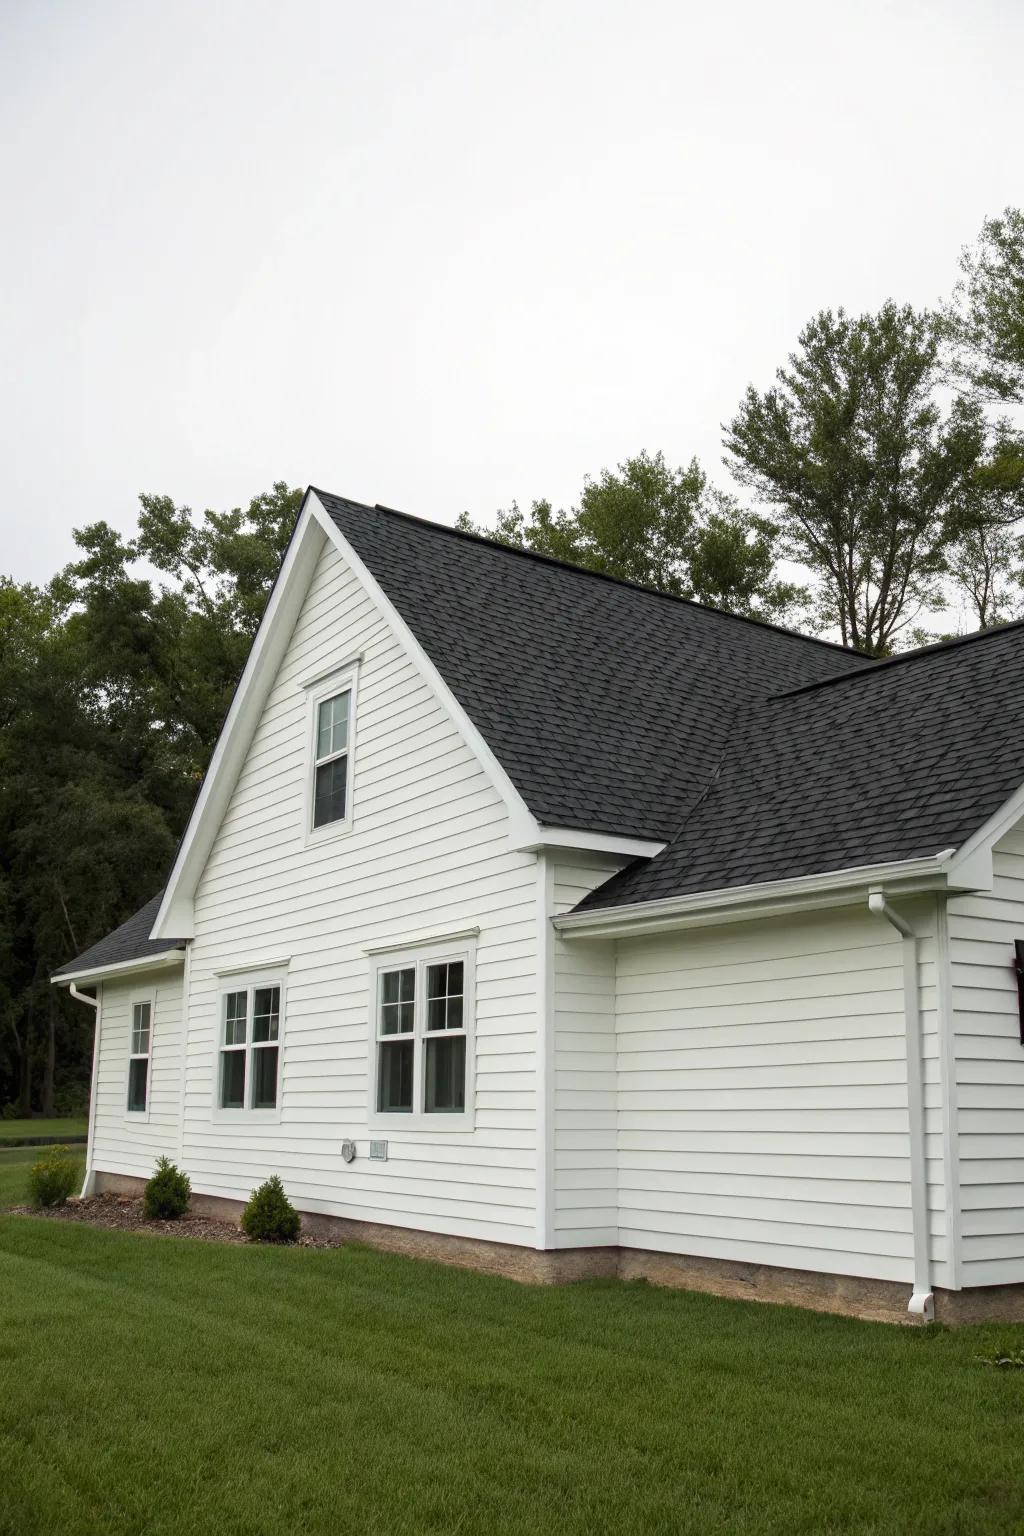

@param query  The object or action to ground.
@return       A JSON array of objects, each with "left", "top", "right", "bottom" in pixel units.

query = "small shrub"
[
  {"left": 241, "top": 1175, "right": 300, "bottom": 1243},
  {"left": 1, "top": 1101, "right": 21, "bottom": 1121},
  {"left": 28, "top": 1145, "right": 79, "bottom": 1208},
  {"left": 143, "top": 1157, "right": 191, "bottom": 1220}
]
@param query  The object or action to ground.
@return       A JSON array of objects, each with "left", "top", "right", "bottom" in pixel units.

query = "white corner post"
[
  {"left": 868, "top": 891, "right": 934, "bottom": 1322},
  {"left": 68, "top": 981, "right": 101, "bottom": 1198}
]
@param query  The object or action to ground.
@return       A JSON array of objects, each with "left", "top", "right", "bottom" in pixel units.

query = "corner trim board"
[{"left": 535, "top": 852, "right": 556, "bottom": 1250}]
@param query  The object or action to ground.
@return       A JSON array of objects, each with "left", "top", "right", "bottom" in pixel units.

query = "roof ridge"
[
  {"left": 771, "top": 615, "right": 1024, "bottom": 701},
  {"left": 310, "top": 486, "right": 874, "bottom": 664}
]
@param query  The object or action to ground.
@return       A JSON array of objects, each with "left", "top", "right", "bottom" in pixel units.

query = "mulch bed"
[{"left": 9, "top": 1192, "right": 346, "bottom": 1249}]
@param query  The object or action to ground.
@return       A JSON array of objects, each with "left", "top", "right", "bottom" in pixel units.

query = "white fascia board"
[
  {"left": 553, "top": 851, "right": 957, "bottom": 941},
  {"left": 944, "top": 779, "right": 1024, "bottom": 892},
  {"left": 309, "top": 493, "right": 541, "bottom": 848},
  {"left": 509, "top": 826, "right": 666, "bottom": 859},
  {"left": 52, "top": 949, "right": 186, "bottom": 987},
  {"left": 149, "top": 498, "right": 329, "bottom": 940}
]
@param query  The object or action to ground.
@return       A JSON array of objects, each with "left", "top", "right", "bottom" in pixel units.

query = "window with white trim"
[
  {"left": 371, "top": 944, "right": 475, "bottom": 1126},
  {"left": 127, "top": 1000, "right": 152, "bottom": 1114},
  {"left": 218, "top": 977, "right": 284, "bottom": 1112},
  {"left": 311, "top": 687, "right": 352, "bottom": 830}
]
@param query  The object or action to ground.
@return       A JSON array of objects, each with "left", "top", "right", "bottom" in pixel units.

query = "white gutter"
[
  {"left": 51, "top": 948, "right": 185, "bottom": 987},
  {"left": 554, "top": 851, "right": 957, "bottom": 941},
  {"left": 868, "top": 891, "right": 934, "bottom": 1322},
  {"left": 68, "top": 983, "right": 101, "bottom": 1199}
]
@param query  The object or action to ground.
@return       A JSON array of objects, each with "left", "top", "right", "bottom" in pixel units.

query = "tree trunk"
[
  {"left": 18, "top": 1045, "right": 32, "bottom": 1116},
  {"left": 41, "top": 992, "right": 56, "bottom": 1118},
  {"left": 13, "top": 1006, "right": 33, "bottom": 1116}
]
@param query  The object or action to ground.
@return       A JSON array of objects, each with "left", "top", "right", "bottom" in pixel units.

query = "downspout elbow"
[{"left": 868, "top": 890, "right": 914, "bottom": 938}]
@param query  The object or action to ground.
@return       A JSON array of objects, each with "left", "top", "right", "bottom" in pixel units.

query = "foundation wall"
[{"left": 92, "top": 1171, "right": 1024, "bottom": 1323}]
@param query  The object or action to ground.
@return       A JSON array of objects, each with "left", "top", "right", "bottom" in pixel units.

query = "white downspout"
[
  {"left": 69, "top": 982, "right": 101, "bottom": 1199},
  {"left": 868, "top": 891, "right": 934, "bottom": 1321}
]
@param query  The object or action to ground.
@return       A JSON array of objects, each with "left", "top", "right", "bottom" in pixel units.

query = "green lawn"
[
  {"left": 1, "top": 1217, "right": 1023, "bottom": 1536},
  {"left": 0, "top": 1145, "right": 85, "bottom": 1208},
  {"left": 0, "top": 1115, "right": 88, "bottom": 1144}
]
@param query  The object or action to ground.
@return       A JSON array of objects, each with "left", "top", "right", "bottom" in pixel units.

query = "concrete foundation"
[{"left": 91, "top": 1171, "right": 1024, "bottom": 1323}]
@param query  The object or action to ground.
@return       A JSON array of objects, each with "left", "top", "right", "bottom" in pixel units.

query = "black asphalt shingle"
[
  {"left": 59, "top": 491, "right": 1024, "bottom": 970},
  {"left": 317, "top": 491, "right": 872, "bottom": 841},
  {"left": 52, "top": 892, "right": 184, "bottom": 979},
  {"left": 578, "top": 621, "right": 1024, "bottom": 910}
]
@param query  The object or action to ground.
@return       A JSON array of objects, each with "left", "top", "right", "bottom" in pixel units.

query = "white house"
[{"left": 53, "top": 488, "right": 1024, "bottom": 1323}]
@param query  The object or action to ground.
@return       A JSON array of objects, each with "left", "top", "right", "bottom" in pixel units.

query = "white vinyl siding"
[
  {"left": 612, "top": 901, "right": 949, "bottom": 1286},
  {"left": 91, "top": 971, "right": 184, "bottom": 1178},
  {"left": 948, "top": 821, "right": 1024, "bottom": 1287},
  {"left": 181, "top": 537, "right": 538, "bottom": 1244},
  {"left": 551, "top": 856, "right": 628, "bottom": 1247}
]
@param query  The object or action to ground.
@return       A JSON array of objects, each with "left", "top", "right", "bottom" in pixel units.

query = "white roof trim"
[
  {"left": 52, "top": 949, "right": 186, "bottom": 986},
  {"left": 509, "top": 826, "right": 666, "bottom": 858},
  {"left": 149, "top": 498, "right": 329, "bottom": 939},
  {"left": 944, "top": 778, "right": 1024, "bottom": 892},
  {"left": 553, "top": 850, "right": 958, "bottom": 940},
  {"left": 309, "top": 493, "right": 543, "bottom": 848}
]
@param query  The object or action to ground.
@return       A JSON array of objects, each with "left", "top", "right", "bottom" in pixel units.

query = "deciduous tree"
[{"left": 458, "top": 451, "right": 804, "bottom": 622}]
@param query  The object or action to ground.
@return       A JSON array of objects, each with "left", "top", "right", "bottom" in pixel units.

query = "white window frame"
[
  {"left": 125, "top": 993, "right": 154, "bottom": 1120},
  {"left": 303, "top": 666, "right": 358, "bottom": 847},
  {"left": 212, "top": 969, "right": 287, "bottom": 1123},
  {"left": 368, "top": 938, "right": 477, "bottom": 1133}
]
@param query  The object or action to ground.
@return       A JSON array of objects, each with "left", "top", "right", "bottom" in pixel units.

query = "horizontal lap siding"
[
  {"left": 614, "top": 905, "right": 944, "bottom": 1285},
  {"left": 93, "top": 973, "right": 184, "bottom": 1179},
  {"left": 184, "top": 540, "right": 538, "bottom": 1244},
  {"left": 949, "top": 824, "right": 1024, "bottom": 1287},
  {"left": 552, "top": 857, "right": 626, "bottom": 1247}
]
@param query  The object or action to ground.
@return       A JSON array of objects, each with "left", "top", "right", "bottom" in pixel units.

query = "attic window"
[
  {"left": 126, "top": 999, "right": 152, "bottom": 1115},
  {"left": 305, "top": 670, "right": 358, "bottom": 841},
  {"left": 313, "top": 691, "right": 349, "bottom": 826}
]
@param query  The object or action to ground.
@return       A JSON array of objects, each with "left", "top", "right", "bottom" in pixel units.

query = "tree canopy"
[
  {"left": 722, "top": 302, "right": 1024, "bottom": 654},
  {"left": 457, "top": 451, "right": 805, "bottom": 623},
  {"left": 0, "top": 484, "right": 301, "bottom": 1117},
  {"left": 948, "top": 207, "right": 1024, "bottom": 403}
]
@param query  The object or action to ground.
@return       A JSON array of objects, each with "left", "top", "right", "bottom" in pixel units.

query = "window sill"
[
  {"left": 302, "top": 816, "right": 353, "bottom": 851},
  {"left": 211, "top": 1107, "right": 283, "bottom": 1127}
]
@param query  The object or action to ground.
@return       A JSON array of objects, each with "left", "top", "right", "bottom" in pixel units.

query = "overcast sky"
[{"left": 2, "top": 0, "right": 1022, "bottom": 586}]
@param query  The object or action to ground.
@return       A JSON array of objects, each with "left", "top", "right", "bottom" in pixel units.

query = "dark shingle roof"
[
  {"left": 579, "top": 620, "right": 1024, "bottom": 910},
  {"left": 52, "top": 892, "right": 185, "bottom": 979},
  {"left": 60, "top": 493, "right": 1024, "bottom": 969},
  {"left": 316, "top": 491, "right": 872, "bottom": 840}
]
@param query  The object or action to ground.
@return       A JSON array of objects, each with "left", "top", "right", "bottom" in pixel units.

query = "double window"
[
  {"left": 306, "top": 672, "right": 357, "bottom": 840},
  {"left": 127, "top": 999, "right": 152, "bottom": 1114},
  {"left": 371, "top": 943, "right": 475, "bottom": 1127},
  {"left": 217, "top": 976, "right": 284, "bottom": 1114}
]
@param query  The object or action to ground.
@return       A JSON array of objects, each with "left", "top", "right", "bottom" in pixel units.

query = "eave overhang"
[
  {"left": 51, "top": 948, "right": 187, "bottom": 988},
  {"left": 553, "top": 849, "right": 964, "bottom": 942}
]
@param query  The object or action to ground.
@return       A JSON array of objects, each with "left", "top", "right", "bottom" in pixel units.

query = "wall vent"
[{"left": 369, "top": 1139, "right": 388, "bottom": 1161}]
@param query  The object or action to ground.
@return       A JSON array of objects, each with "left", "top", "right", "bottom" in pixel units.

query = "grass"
[
  {"left": 0, "top": 1146, "right": 85, "bottom": 1208},
  {"left": 0, "top": 1116, "right": 88, "bottom": 1144},
  {"left": 1, "top": 1216, "right": 1023, "bottom": 1536}
]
